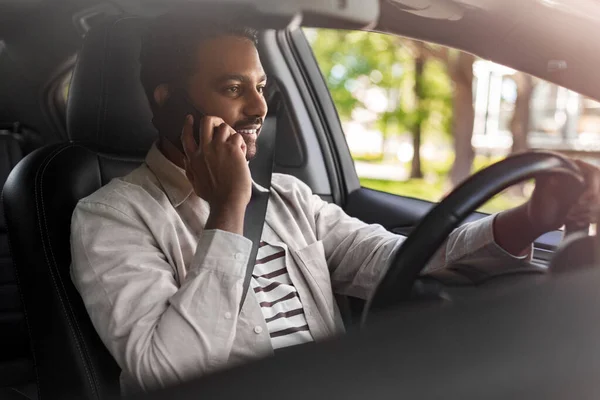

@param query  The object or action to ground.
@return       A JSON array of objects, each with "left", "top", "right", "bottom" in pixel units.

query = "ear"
[{"left": 153, "top": 84, "right": 171, "bottom": 107}]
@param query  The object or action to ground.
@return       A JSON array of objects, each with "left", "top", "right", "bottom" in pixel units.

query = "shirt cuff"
[
  {"left": 471, "top": 214, "right": 534, "bottom": 262},
  {"left": 191, "top": 229, "right": 253, "bottom": 278}
]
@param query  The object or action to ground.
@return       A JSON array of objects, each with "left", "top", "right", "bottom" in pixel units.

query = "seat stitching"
[
  {"left": 96, "top": 152, "right": 146, "bottom": 162},
  {"left": 34, "top": 144, "right": 98, "bottom": 395},
  {"left": 34, "top": 143, "right": 100, "bottom": 398},
  {"left": 9, "top": 386, "right": 31, "bottom": 400},
  {"left": 3, "top": 144, "right": 75, "bottom": 400}
]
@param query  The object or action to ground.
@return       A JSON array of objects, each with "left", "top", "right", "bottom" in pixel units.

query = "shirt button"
[
  {"left": 224, "top": 312, "right": 232, "bottom": 319},
  {"left": 254, "top": 326, "right": 263, "bottom": 334},
  {"left": 235, "top": 253, "right": 244, "bottom": 261}
]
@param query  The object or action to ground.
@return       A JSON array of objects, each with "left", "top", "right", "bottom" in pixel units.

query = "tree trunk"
[
  {"left": 510, "top": 73, "right": 534, "bottom": 154},
  {"left": 410, "top": 49, "right": 425, "bottom": 179},
  {"left": 379, "top": 112, "right": 390, "bottom": 161},
  {"left": 449, "top": 52, "right": 476, "bottom": 187}
]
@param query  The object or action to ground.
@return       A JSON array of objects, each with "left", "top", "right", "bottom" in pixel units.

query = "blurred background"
[{"left": 306, "top": 29, "right": 600, "bottom": 213}]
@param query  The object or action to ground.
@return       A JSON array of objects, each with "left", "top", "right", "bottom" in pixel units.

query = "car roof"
[
  {"left": 2, "top": 0, "right": 599, "bottom": 100},
  {"left": 375, "top": 0, "right": 600, "bottom": 102}
]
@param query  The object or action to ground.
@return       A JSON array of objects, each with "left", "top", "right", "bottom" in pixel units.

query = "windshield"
[{"left": 306, "top": 27, "right": 600, "bottom": 214}]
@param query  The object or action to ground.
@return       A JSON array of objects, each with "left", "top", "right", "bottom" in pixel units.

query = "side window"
[{"left": 306, "top": 29, "right": 600, "bottom": 214}]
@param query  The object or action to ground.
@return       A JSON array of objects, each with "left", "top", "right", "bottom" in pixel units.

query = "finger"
[
  {"left": 200, "top": 116, "right": 225, "bottom": 152},
  {"left": 567, "top": 207, "right": 592, "bottom": 218},
  {"left": 227, "top": 133, "right": 247, "bottom": 156},
  {"left": 227, "top": 132, "right": 245, "bottom": 147},
  {"left": 568, "top": 203, "right": 600, "bottom": 217},
  {"left": 573, "top": 159, "right": 596, "bottom": 176},
  {"left": 213, "top": 123, "right": 233, "bottom": 144},
  {"left": 567, "top": 206, "right": 600, "bottom": 221},
  {"left": 566, "top": 216, "right": 596, "bottom": 227},
  {"left": 565, "top": 213, "right": 591, "bottom": 223},
  {"left": 568, "top": 210, "right": 600, "bottom": 222},
  {"left": 565, "top": 220, "right": 590, "bottom": 232},
  {"left": 577, "top": 193, "right": 598, "bottom": 208},
  {"left": 180, "top": 115, "right": 197, "bottom": 160},
  {"left": 574, "top": 159, "right": 600, "bottom": 195}
]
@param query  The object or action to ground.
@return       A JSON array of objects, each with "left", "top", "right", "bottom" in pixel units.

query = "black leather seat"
[
  {"left": 2, "top": 13, "right": 284, "bottom": 398},
  {"left": 3, "top": 16, "right": 157, "bottom": 399},
  {"left": 0, "top": 133, "right": 35, "bottom": 394}
]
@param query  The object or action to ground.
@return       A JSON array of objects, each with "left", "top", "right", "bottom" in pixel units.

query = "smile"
[{"left": 236, "top": 126, "right": 261, "bottom": 136}]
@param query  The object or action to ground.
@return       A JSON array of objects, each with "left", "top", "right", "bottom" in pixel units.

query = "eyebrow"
[{"left": 217, "top": 74, "right": 268, "bottom": 83}]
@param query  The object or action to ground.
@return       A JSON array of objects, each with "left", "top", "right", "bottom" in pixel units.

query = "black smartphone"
[{"left": 152, "top": 88, "right": 204, "bottom": 153}]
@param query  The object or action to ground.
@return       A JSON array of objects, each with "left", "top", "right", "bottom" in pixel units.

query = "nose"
[{"left": 243, "top": 87, "right": 268, "bottom": 119}]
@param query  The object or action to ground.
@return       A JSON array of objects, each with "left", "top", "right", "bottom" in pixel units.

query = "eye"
[
  {"left": 257, "top": 85, "right": 266, "bottom": 94},
  {"left": 225, "top": 86, "right": 240, "bottom": 94}
]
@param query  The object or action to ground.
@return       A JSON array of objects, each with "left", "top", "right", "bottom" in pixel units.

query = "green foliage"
[
  {"left": 305, "top": 28, "right": 453, "bottom": 139},
  {"left": 359, "top": 155, "right": 528, "bottom": 214},
  {"left": 306, "top": 28, "right": 523, "bottom": 214},
  {"left": 352, "top": 153, "right": 385, "bottom": 163},
  {"left": 360, "top": 177, "right": 523, "bottom": 214}
]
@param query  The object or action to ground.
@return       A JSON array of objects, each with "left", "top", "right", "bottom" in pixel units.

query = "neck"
[{"left": 157, "top": 136, "right": 186, "bottom": 169}]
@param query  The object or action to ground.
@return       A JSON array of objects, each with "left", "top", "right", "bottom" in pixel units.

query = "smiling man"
[{"left": 70, "top": 9, "right": 600, "bottom": 394}]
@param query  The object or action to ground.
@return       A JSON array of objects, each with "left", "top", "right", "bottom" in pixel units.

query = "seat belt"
[{"left": 239, "top": 112, "right": 277, "bottom": 313}]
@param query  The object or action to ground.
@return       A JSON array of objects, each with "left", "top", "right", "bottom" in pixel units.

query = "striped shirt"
[{"left": 250, "top": 241, "right": 314, "bottom": 350}]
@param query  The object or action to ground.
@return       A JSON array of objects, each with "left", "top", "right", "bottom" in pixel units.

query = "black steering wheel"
[{"left": 361, "top": 151, "right": 587, "bottom": 324}]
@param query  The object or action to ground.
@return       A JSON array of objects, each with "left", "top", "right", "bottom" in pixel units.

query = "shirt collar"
[
  {"left": 145, "top": 143, "right": 193, "bottom": 207},
  {"left": 253, "top": 180, "right": 269, "bottom": 193},
  {"left": 145, "top": 142, "right": 270, "bottom": 208}
]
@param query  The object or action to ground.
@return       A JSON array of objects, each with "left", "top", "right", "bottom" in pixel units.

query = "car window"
[{"left": 305, "top": 28, "right": 600, "bottom": 214}]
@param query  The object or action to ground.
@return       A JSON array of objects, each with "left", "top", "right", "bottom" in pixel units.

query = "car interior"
[
  {"left": 0, "top": 123, "right": 41, "bottom": 399},
  {"left": 2, "top": 0, "right": 600, "bottom": 399}
]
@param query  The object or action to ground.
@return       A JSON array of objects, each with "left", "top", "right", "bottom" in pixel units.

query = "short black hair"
[{"left": 139, "top": 10, "right": 258, "bottom": 113}]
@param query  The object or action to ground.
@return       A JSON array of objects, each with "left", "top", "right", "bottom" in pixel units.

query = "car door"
[{"left": 271, "top": 27, "right": 580, "bottom": 266}]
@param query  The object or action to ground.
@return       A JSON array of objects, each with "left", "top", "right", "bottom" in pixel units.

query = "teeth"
[{"left": 238, "top": 129, "right": 257, "bottom": 134}]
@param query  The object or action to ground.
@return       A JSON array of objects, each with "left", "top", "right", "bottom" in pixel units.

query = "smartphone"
[{"left": 152, "top": 88, "right": 204, "bottom": 153}]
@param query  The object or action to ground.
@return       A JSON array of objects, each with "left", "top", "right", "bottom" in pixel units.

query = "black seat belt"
[{"left": 239, "top": 111, "right": 277, "bottom": 312}]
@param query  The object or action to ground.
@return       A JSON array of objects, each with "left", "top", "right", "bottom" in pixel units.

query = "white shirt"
[{"left": 70, "top": 143, "right": 532, "bottom": 393}]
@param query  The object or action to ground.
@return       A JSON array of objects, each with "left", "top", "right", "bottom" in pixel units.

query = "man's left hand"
[
  {"left": 494, "top": 158, "right": 600, "bottom": 257},
  {"left": 527, "top": 159, "right": 600, "bottom": 234}
]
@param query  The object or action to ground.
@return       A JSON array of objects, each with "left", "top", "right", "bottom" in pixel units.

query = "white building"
[{"left": 472, "top": 60, "right": 600, "bottom": 155}]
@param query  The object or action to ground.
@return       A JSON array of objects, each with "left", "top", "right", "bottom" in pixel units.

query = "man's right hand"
[{"left": 181, "top": 115, "right": 251, "bottom": 234}]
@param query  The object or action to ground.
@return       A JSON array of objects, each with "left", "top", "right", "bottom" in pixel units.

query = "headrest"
[{"left": 67, "top": 16, "right": 157, "bottom": 156}]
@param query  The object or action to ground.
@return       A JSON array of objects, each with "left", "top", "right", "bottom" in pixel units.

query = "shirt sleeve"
[
  {"left": 70, "top": 200, "right": 252, "bottom": 391},
  {"left": 304, "top": 184, "right": 532, "bottom": 299},
  {"left": 422, "top": 213, "right": 533, "bottom": 275}
]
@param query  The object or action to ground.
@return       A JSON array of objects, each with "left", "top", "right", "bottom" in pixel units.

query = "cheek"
[
  {"left": 188, "top": 84, "right": 242, "bottom": 126},
  {"left": 198, "top": 96, "right": 242, "bottom": 127}
]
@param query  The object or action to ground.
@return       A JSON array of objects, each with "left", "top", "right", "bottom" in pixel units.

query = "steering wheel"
[{"left": 361, "top": 151, "right": 588, "bottom": 325}]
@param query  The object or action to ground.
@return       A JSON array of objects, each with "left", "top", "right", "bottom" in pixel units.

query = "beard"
[
  {"left": 233, "top": 117, "right": 262, "bottom": 161},
  {"left": 244, "top": 137, "right": 258, "bottom": 161}
]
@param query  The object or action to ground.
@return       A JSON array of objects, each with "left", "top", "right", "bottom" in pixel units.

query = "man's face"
[{"left": 185, "top": 35, "right": 268, "bottom": 160}]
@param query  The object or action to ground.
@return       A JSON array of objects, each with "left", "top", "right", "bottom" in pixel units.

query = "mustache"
[{"left": 233, "top": 117, "right": 263, "bottom": 129}]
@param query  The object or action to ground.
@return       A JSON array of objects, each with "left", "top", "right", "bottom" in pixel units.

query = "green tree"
[
  {"left": 448, "top": 51, "right": 476, "bottom": 187},
  {"left": 307, "top": 29, "right": 452, "bottom": 178},
  {"left": 510, "top": 72, "right": 536, "bottom": 154}
]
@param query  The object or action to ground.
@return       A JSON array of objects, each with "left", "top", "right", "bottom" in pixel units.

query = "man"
[{"left": 70, "top": 10, "right": 600, "bottom": 394}]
